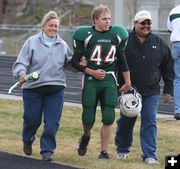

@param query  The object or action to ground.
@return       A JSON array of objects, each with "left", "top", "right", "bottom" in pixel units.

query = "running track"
[{"left": 0, "top": 55, "right": 174, "bottom": 115}]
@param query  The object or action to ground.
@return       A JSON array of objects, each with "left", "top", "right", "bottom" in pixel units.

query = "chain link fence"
[
  {"left": 0, "top": 25, "right": 171, "bottom": 56},
  {"left": 0, "top": 24, "right": 74, "bottom": 56},
  {"left": 0, "top": 24, "right": 172, "bottom": 57}
]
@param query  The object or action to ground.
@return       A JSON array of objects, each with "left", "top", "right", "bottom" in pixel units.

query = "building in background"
[
  {"left": 84, "top": 0, "right": 180, "bottom": 31},
  {"left": 122, "top": 0, "right": 180, "bottom": 30}
]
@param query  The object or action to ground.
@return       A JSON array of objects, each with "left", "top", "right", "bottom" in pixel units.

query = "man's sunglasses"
[{"left": 140, "top": 21, "right": 152, "bottom": 25}]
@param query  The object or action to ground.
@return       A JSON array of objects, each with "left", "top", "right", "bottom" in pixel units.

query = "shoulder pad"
[
  {"left": 73, "top": 26, "right": 92, "bottom": 41},
  {"left": 110, "top": 25, "right": 128, "bottom": 40}
]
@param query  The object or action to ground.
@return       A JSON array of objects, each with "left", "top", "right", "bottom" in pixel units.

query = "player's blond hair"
[
  {"left": 91, "top": 4, "right": 111, "bottom": 23},
  {"left": 41, "top": 11, "right": 59, "bottom": 28}
]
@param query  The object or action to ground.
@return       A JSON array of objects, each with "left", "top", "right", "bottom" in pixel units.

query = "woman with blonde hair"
[{"left": 12, "top": 11, "right": 73, "bottom": 161}]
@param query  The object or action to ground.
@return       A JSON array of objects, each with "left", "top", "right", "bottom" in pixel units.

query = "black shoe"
[
  {"left": 77, "top": 134, "right": 90, "bottom": 156},
  {"left": 23, "top": 143, "right": 32, "bottom": 156},
  {"left": 99, "top": 150, "right": 111, "bottom": 159},
  {"left": 174, "top": 113, "right": 180, "bottom": 120},
  {"left": 41, "top": 152, "right": 53, "bottom": 161}
]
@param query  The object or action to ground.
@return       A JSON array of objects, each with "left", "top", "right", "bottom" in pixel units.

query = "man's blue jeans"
[
  {"left": 172, "top": 42, "right": 180, "bottom": 113},
  {"left": 22, "top": 89, "right": 64, "bottom": 154},
  {"left": 115, "top": 95, "right": 159, "bottom": 160}
]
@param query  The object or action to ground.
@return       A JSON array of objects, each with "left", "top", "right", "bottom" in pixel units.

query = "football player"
[{"left": 72, "top": 4, "right": 131, "bottom": 159}]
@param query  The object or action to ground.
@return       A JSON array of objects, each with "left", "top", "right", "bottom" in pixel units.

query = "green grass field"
[{"left": 0, "top": 99, "right": 179, "bottom": 169}]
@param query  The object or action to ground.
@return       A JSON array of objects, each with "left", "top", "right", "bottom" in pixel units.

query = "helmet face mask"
[{"left": 119, "top": 88, "right": 142, "bottom": 117}]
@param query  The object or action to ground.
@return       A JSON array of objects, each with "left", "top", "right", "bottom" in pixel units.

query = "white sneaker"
[
  {"left": 144, "top": 158, "right": 159, "bottom": 165},
  {"left": 117, "top": 153, "right": 128, "bottom": 160}
]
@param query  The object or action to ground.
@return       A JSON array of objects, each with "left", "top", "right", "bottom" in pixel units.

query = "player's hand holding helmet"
[{"left": 119, "top": 87, "right": 142, "bottom": 117}]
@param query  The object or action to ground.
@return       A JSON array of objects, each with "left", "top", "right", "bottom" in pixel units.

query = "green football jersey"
[{"left": 73, "top": 25, "right": 128, "bottom": 71}]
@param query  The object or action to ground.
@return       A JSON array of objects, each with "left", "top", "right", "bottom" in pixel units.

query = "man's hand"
[
  {"left": 93, "top": 69, "right": 106, "bottom": 80},
  {"left": 163, "top": 93, "right": 173, "bottom": 103},
  {"left": 119, "top": 83, "right": 131, "bottom": 93},
  {"left": 84, "top": 68, "right": 106, "bottom": 80},
  {"left": 121, "top": 71, "right": 131, "bottom": 93}
]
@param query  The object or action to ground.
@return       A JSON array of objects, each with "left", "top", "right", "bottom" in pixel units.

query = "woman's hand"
[
  {"left": 79, "top": 56, "right": 87, "bottom": 66},
  {"left": 19, "top": 75, "right": 26, "bottom": 85}
]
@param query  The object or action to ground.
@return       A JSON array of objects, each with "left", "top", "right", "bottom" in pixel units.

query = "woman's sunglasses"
[{"left": 140, "top": 21, "right": 152, "bottom": 25}]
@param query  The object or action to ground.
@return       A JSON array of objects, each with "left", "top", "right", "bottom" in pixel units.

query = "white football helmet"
[{"left": 119, "top": 87, "right": 142, "bottom": 117}]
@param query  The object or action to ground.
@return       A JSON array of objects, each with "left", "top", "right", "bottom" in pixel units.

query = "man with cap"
[
  {"left": 167, "top": 5, "right": 180, "bottom": 120},
  {"left": 115, "top": 10, "right": 174, "bottom": 165}
]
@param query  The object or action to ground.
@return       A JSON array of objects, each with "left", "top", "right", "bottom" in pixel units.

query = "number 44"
[{"left": 90, "top": 45, "right": 116, "bottom": 65}]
